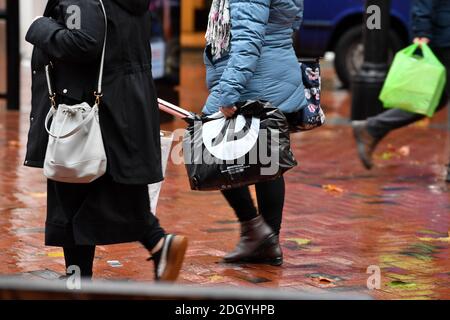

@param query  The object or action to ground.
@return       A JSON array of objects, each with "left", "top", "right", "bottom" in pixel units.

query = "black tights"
[
  {"left": 221, "top": 176, "right": 285, "bottom": 234},
  {"left": 63, "top": 220, "right": 165, "bottom": 279}
]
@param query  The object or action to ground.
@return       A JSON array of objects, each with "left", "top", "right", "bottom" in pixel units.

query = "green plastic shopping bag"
[{"left": 379, "top": 43, "right": 446, "bottom": 117}]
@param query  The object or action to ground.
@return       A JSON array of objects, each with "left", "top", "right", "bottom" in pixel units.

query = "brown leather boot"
[
  {"left": 224, "top": 216, "right": 283, "bottom": 266},
  {"left": 352, "top": 120, "right": 382, "bottom": 170}
]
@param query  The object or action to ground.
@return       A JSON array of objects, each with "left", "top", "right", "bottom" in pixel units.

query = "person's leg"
[
  {"left": 221, "top": 184, "right": 283, "bottom": 266},
  {"left": 63, "top": 246, "right": 96, "bottom": 279},
  {"left": 140, "top": 217, "right": 166, "bottom": 253},
  {"left": 140, "top": 213, "right": 187, "bottom": 282},
  {"left": 221, "top": 187, "right": 258, "bottom": 223},
  {"left": 366, "top": 108, "right": 430, "bottom": 139},
  {"left": 255, "top": 176, "right": 285, "bottom": 235}
]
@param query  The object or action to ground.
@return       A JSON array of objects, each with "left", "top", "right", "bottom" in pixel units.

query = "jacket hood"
[{"left": 112, "top": 0, "right": 150, "bottom": 15}]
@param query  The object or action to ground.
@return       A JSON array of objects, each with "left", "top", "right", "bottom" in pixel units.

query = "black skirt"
[{"left": 46, "top": 174, "right": 159, "bottom": 247}]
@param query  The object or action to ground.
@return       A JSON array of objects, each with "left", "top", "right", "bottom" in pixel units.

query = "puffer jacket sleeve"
[
  {"left": 218, "top": 0, "right": 271, "bottom": 107},
  {"left": 411, "top": 0, "right": 437, "bottom": 40},
  {"left": 25, "top": 0, "right": 105, "bottom": 63},
  {"left": 292, "top": 0, "right": 304, "bottom": 31}
]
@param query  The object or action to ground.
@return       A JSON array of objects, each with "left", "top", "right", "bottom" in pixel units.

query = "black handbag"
[
  {"left": 285, "top": 58, "right": 325, "bottom": 132},
  {"left": 183, "top": 100, "right": 298, "bottom": 191}
]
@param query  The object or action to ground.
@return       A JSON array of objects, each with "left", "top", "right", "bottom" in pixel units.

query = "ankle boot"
[
  {"left": 352, "top": 120, "right": 382, "bottom": 170},
  {"left": 224, "top": 216, "right": 283, "bottom": 266}
]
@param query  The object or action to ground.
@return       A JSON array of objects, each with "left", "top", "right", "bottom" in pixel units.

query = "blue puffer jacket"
[
  {"left": 412, "top": 0, "right": 450, "bottom": 48},
  {"left": 203, "top": 0, "right": 306, "bottom": 115}
]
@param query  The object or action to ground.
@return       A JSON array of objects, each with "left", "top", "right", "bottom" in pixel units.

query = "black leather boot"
[
  {"left": 352, "top": 120, "right": 382, "bottom": 170},
  {"left": 224, "top": 216, "right": 283, "bottom": 266}
]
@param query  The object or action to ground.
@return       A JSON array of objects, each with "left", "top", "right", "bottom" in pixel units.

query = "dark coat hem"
[
  {"left": 45, "top": 220, "right": 155, "bottom": 247},
  {"left": 24, "top": 162, "right": 164, "bottom": 185}
]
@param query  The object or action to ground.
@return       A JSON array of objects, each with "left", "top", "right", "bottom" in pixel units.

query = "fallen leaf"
[
  {"left": 419, "top": 232, "right": 450, "bottom": 243},
  {"left": 8, "top": 140, "right": 20, "bottom": 147},
  {"left": 387, "top": 144, "right": 396, "bottom": 152},
  {"left": 209, "top": 275, "right": 224, "bottom": 282},
  {"left": 380, "top": 152, "right": 394, "bottom": 160},
  {"left": 387, "top": 280, "right": 417, "bottom": 289},
  {"left": 398, "top": 146, "right": 410, "bottom": 157},
  {"left": 286, "top": 238, "right": 311, "bottom": 246},
  {"left": 414, "top": 118, "right": 430, "bottom": 128},
  {"left": 322, "top": 184, "right": 344, "bottom": 193},
  {"left": 47, "top": 252, "right": 64, "bottom": 258},
  {"left": 27, "top": 192, "right": 47, "bottom": 198},
  {"left": 318, "top": 277, "right": 333, "bottom": 284},
  {"left": 307, "top": 273, "right": 342, "bottom": 285}
]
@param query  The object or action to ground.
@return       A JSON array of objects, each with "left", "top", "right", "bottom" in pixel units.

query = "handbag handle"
[
  {"left": 45, "top": 0, "right": 108, "bottom": 106},
  {"left": 45, "top": 106, "right": 97, "bottom": 139}
]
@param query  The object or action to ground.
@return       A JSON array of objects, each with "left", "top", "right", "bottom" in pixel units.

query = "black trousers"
[
  {"left": 367, "top": 47, "right": 450, "bottom": 141},
  {"left": 63, "top": 228, "right": 164, "bottom": 278},
  {"left": 221, "top": 176, "right": 285, "bottom": 234}
]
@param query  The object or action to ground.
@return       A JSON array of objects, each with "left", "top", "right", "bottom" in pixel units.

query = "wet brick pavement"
[{"left": 0, "top": 51, "right": 449, "bottom": 299}]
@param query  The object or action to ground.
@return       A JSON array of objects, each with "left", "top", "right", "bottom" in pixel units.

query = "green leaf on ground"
[{"left": 387, "top": 280, "right": 417, "bottom": 289}]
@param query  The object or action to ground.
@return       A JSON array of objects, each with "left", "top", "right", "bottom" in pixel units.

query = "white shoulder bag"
[{"left": 43, "top": 0, "right": 108, "bottom": 184}]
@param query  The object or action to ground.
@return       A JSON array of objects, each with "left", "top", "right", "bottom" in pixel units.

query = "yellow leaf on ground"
[
  {"left": 209, "top": 275, "right": 224, "bottom": 282},
  {"left": 414, "top": 118, "right": 430, "bottom": 128},
  {"left": 27, "top": 192, "right": 47, "bottom": 198},
  {"left": 286, "top": 238, "right": 311, "bottom": 246},
  {"left": 47, "top": 252, "right": 64, "bottom": 258},
  {"left": 322, "top": 185, "right": 344, "bottom": 193},
  {"left": 419, "top": 232, "right": 450, "bottom": 243}
]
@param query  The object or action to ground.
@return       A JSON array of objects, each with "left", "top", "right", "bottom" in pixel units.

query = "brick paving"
[{"left": 0, "top": 51, "right": 449, "bottom": 299}]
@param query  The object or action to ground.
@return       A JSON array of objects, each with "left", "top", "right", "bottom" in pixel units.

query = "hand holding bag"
[
  {"left": 43, "top": 0, "right": 108, "bottom": 183},
  {"left": 183, "top": 100, "right": 297, "bottom": 191}
]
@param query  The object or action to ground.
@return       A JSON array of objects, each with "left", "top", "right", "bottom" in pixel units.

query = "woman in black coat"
[{"left": 25, "top": 0, "right": 187, "bottom": 281}]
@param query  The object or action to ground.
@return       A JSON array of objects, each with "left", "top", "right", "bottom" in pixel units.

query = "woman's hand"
[
  {"left": 413, "top": 37, "right": 430, "bottom": 46},
  {"left": 220, "top": 106, "right": 237, "bottom": 118}
]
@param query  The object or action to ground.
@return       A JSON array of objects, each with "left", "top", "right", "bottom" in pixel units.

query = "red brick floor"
[{"left": 0, "top": 51, "right": 449, "bottom": 300}]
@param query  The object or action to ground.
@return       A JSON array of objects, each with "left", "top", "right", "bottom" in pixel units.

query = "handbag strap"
[
  {"left": 45, "top": 105, "right": 98, "bottom": 139},
  {"left": 46, "top": 0, "right": 108, "bottom": 106}
]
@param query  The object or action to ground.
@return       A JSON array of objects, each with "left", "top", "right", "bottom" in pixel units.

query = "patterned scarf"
[{"left": 205, "top": 0, "right": 231, "bottom": 60}]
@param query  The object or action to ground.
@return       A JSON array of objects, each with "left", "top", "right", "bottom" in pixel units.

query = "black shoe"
[
  {"left": 148, "top": 234, "right": 188, "bottom": 282},
  {"left": 352, "top": 120, "right": 382, "bottom": 170},
  {"left": 446, "top": 164, "right": 450, "bottom": 183}
]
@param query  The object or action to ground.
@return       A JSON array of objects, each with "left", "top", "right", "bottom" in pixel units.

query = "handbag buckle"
[
  {"left": 49, "top": 93, "right": 56, "bottom": 108},
  {"left": 94, "top": 92, "right": 103, "bottom": 106}
]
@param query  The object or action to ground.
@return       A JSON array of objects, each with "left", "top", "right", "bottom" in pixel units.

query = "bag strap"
[
  {"left": 45, "top": 106, "right": 98, "bottom": 139},
  {"left": 45, "top": 0, "right": 108, "bottom": 106},
  {"left": 95, "top": 0, "right": 107, "bottom": 104}
]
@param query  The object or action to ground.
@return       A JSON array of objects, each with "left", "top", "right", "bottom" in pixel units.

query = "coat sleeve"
[
  {"left": 25, "top": 0, "right": 106, "bottom": 63},
  {"left": 218, "top": 0, "right": 271, "bottom": 107},
  {"left": 411, "top": 0, "right": 436, "bottom": 40},
  {"left": 292, "top": 0, "right": 304, "bottom": 31}
]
